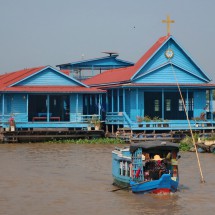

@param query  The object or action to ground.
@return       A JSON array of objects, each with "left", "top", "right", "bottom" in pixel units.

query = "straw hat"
[{"left": 153, "top": 155, "right": 163, "bottom": 161}]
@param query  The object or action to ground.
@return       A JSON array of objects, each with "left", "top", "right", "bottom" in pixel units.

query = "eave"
[
  {"left": 0, "top": 86, "right": 106, "bottom": 93},
  {"left": 98, "top": 83, "right": 215, "bottom": 90}
]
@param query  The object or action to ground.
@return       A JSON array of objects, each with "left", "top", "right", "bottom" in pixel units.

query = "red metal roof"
[
  {"left": 60, "top": 69, "right": 70, "bottom": 76},
  {"left": 0, "top": 66, "right": 105, "bottom": 93},
  {"left": 84, "top": 35, "right": 169, "bottom": 86},
  {"left": 0, "top": 66, "right": 45, "bottom": 88}
]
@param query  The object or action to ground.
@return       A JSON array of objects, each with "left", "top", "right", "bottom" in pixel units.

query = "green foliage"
[
  {"left": 179, "top": 141, "right": 192, "bottom": 151},
  {"left": 179, "top": 133, "right": 199, "bottom": 151},
  {"left": 203, "top": 134, "right": 215, "bottom": 141},
  {"left": 179, "top": 135, "right": 195, "bottom": 151},
  {"left": 152, "top": 116, "right": 162, "bottom": 122},
  {"left": 91, "top": 117, "right": 101, "bottom": 126},
  {"left": 45, "top": 138, "right": 126, "bottom": 144},
  {"left": 136, "top": 115, "right": 151, "bottom": 122},
  {"left": 143, "top": 115, "right": 151, "bottom": 122}
]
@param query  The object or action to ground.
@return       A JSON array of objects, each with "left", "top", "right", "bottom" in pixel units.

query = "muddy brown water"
[{"left": 0, "top": 143, "right": 215, "bottom": 215}]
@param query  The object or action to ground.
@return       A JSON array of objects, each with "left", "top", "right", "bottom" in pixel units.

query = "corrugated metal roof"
[
  {"left": 56, "top": 54, "right": 134, "bottom": 70},
  {"left": 0, "top": 66, "right": 105, "bottom": 93},
  {"left": 83, "top": 35, "right": 169, "bottom": 86},
  {"left": 0, "top": 66, "right": 45, "bottom": 87}
]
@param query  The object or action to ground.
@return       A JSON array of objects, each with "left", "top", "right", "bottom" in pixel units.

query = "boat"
[{"left": 112, "top": 140, "right": 180, "bottom": 194}]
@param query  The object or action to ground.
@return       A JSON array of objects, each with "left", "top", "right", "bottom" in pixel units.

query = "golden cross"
[{"left": 162, "top": 15, "right": 175, "bottom": 35}]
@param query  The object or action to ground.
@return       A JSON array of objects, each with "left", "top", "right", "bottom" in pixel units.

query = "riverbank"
[
  {"left": 2, "top": 133, "right": 215, "bottom": 153},
  {"left": 44, "top": 138, "right": 126, "bottom": 145},
  {"left": 45, "top": 137, "right": 191, "bottom": 152}
]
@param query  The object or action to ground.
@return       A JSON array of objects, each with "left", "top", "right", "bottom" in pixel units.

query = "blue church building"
[
  {"left": 0, "top": 34, "right": 215, "bottom": 134},
  {"left": 84, "top": 35, "right": 215, "bottom": 133}
]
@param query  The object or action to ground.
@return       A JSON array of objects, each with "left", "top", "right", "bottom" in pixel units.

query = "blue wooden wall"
[
  {"left": 0, "top": 92, "right": 88, "bottom": 126},
  {"left": 129, "top": 89, "right": 137, "bottom": 120},
  {"left": 16, "top": 68, "right": 81, "bottom": 86},
  {"left": 106, "top": 88, "right": 209, "bottom": 123},
  {"left": 70, "top": 94, "right": 83, "bottom": 121},
  {"left": 193, "top": 90, "right": 206, "bottom": 117},
  {"left": 0, "top": 94, "right": 28, "bottom": 122},
  {"left": 132, "top": 38, "right": 210, "bottom": 84},
  {"left": 134, "top": 65, "right": 206, "bottom": 84}
]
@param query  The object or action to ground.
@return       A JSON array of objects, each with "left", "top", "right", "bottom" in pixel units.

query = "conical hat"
[{"left": 153, "top": 155, "right": 163, "bottom": 161}]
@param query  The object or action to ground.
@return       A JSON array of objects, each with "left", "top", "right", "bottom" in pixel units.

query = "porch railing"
[
  {"left": 106, "top": 112, "right": 132, "bottom": 127},
  {"left": 0, "top": 114, "right": 101, "bottom": 128},
  {"left": 105, "top": 112, "right": 215, "bottom": 130}
]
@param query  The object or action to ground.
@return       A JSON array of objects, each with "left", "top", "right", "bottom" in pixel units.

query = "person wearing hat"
[
  {"left": 153, "top": 154, "right": 163, "bottom": 161},
  {"left": 151, "top": 154, "right": 167, "bottom": 179}
]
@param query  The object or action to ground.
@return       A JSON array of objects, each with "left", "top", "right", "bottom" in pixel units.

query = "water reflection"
[{"left": 0, "top": 144, "right": 215, "bottom": 215}]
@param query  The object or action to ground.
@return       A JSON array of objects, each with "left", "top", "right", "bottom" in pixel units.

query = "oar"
[{"left": 111, "top": 181, "right": 148, "bottom": 192}]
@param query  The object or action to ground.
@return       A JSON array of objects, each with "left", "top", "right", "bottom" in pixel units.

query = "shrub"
[{"left": 179, "top": 135, "right": 194, "bottom": 151}]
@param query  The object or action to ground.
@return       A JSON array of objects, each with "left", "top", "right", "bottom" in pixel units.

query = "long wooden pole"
[{"left": 170, "top": 62, "right": 205, "bottom": 183}]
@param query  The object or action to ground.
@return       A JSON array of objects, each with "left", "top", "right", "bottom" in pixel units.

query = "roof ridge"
[
  {"left": 133, "top": 35, "right": 169, "bottom": 69},
  {"left": 84, "top": 35, "right": 169, "bottom": 86}
]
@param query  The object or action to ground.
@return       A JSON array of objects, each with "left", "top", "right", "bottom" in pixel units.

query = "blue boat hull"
[
  {"left": 130, "top": 174, "right": 178, "bottom": 193},
  {"left": 112, "top": 141, "right": 180, "bottom": 194}
]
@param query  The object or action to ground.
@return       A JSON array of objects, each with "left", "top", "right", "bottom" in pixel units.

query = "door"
[{"left": 144, "top": 92, "right": 162, "bottom": 118}]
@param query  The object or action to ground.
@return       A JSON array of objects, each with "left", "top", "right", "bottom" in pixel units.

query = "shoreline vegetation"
[
  {"left": 180, "top": 134, "right": 215, "bottom": 152},
  {"left": 30, "top": 134, "right": 215, "bottom": 152},
  {"left": 44, "top": 138, "right": 126, "bottom": 145}
]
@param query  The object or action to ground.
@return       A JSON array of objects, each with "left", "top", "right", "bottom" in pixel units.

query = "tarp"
[{"left": 130, "top": 140, "right": 179, "bottom": 153}]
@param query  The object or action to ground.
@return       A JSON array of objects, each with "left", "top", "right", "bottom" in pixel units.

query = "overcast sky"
[{"left": 0, "top": 0, "right": 214, "bottom": 81}]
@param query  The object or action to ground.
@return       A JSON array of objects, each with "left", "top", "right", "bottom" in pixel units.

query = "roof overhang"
[
  {"left": 130, "top": 140, "right": 179, "bottom": 153},
  {"left": 0, "top": 86, "right": 106, "bottom": 93},
  {"left": 99, "top": 83, "right": 215, "bottom": 90}
]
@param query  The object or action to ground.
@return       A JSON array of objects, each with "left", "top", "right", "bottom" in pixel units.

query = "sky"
[{"left": 0, "top": 0, "right": 214, "bottom": 81}]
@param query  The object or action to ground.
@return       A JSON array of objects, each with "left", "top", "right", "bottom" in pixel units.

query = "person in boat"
[{"left": 148, "top": 155, "right": 167, "bottom": 180}]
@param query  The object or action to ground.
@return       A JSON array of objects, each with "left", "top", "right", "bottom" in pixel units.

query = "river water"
[{"left": 0, "top": 143, "right": 215, "bottom": 215}]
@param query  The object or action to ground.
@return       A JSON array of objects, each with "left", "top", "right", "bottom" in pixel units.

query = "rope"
[{"left": 169, "top": 61, "right": 205, "bottom": 183}]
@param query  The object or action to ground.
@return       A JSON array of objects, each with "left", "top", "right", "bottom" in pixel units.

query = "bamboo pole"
[{"left": 170, "top": 62, "right": 205, "bottom": 183}]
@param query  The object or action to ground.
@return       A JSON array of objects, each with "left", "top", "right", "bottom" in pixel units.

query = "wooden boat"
[{"left": 112, "top": 140, "right": 180, "bottom": 194}]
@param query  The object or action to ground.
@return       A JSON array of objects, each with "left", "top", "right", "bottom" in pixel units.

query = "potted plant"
[
  {"left": 136, "top": 116, "right": 144, "bottom": 127},
  {"left": 143, "top": 115, "right": 151, "bottom": 127},
  {"left": 153, "top": 116, "right": 162, "bottom": 127},
  {"left": 9, "top": 115, "right": 16, "bottom": 131},
  {"left": 91, "top": 115, "right": 101, "bottom": 130}
]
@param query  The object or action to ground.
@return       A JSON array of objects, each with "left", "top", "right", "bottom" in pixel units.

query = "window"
[
  {"left": 179, "top": 99, "right": 184, "bottom": 111},
  {"left": 154, "top": 100, "right": 159, "bottom": 112},
  {"left": 188, "top": 98, "right": 193, "bottom": 111},
  {"left": 166, "top": 99, "right": 171, "bottom": 111},
  {"left": 179, "top": 98, "right": 193, "bottom": 111}
]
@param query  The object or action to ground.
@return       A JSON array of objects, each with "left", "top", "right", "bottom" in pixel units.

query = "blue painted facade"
[
  {"left": 15, "top": 68, "right": 84, "bottom": 86},
  {"left": 56, "top": 54, "right": 134, "bottom": 80},
  {"left": 100, "top": 36, "right": 215, "bottom": 132},
  {"left": 132, "top": 37, "right": 210, "bottom": 83},
  {"left": 0, "top": 66, "right": 105, "bottom": 130},
  {"left": 0, "top": 35, "right": 215, "bottom": 133},
  {"left": 57, "top": 54, "right": 134, "bottom": 70}
]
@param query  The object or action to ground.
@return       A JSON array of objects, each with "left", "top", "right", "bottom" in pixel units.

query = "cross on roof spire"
[{"left": 162, "top": 15, "right": 175, "bottom": 36}]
